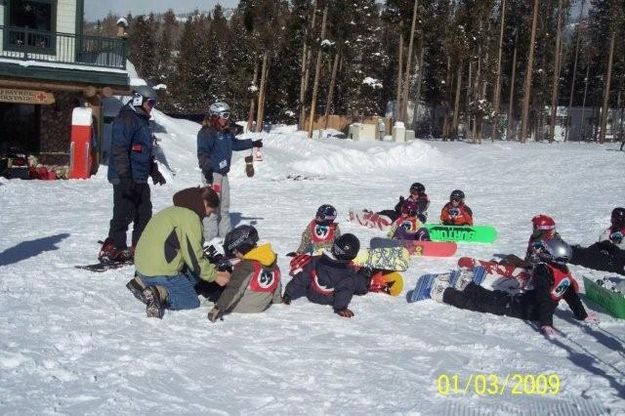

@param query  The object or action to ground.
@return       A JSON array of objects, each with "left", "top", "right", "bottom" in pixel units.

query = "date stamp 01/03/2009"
[{"left": 436, "top": 373, "right": 561, "bottom": 396}]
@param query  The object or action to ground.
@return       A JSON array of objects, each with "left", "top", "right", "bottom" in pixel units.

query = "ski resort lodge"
[{"left": 0, "top": 0, "right": 129, "bottom": 179}]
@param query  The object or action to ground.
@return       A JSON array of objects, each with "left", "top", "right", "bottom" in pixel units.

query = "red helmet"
[{"left": 532, "top": 214, "right": 556, "bottom": 232}]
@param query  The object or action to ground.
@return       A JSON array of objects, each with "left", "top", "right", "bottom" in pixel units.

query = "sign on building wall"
[{"left": 0, "top": 88, "right": 55, "bottom": 105}]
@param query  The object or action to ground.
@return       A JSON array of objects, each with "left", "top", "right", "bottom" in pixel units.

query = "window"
[{"left": 6, "top": 0, "right": 56, "bottom": 52}]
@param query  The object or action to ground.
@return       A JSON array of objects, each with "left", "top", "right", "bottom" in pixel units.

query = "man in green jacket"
[{"left": 127, "top": 186, "right": 231, "bottom": 318}]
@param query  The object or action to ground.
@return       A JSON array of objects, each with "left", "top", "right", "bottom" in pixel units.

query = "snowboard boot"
[
  {"left": 431, "top": 273, "right": 451, "bottom": 303},
  {"left": 126, "top": 276, "right": 147, "bottom": 304},
  {"left": 98, "top": 238, "right": 133, "bottom": 265},
  {"left": 143, "top": 286, "right": 164, "bottom": 319},
  {"left": 244, "top": 155, "right": 254, "bottom": 177},
  {"left": 454, "top": 269, "right": 475, "bottom": 291}
]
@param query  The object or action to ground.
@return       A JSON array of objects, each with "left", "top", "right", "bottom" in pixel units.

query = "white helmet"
[{"left": 209, "top": 101, "right": 230, "bottom": 117}]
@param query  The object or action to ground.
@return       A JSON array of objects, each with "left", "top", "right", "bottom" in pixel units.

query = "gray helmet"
[
  {"left": 223, "top": 225, "right": 259, "bottom": 256},
  {"left": 209, "top": 101, "right": 231, "bottom": 117},
  {"left": 131, "top": 85, "right": 157, "bottom": 107},
  {"left": 537, "top": 236, "right": 572, "bottom": 265}
]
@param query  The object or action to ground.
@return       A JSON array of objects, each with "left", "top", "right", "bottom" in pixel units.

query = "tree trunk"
[
  {"left": 452, "top": 62, "right": 463, "bottom": 140},
  {"left": 580, "top": 65, "right": 590, "bottom": 141},
  {"left": 491, "top": 0, "right": 506, "bottom": 142},
  {"left": 599, "top": 29, "right": 616, "bottom": 143},
  {"left": 548, "top": 0, "right": 564, "bottom": 142},
  {"left": 507, "top": 32, "right": 518, "bottom": 141},
  {"left": 413, "top": 46, "right": 425, "bottom": 125},
  {"left": 298, "top": 0, "right": 318, "bottom": 131},
  {"left": 307, "top": 4, "right": 328, "bottom": 138},
  {"left": 255, "top": 51, "right": 269, "bottom": 133},
  {"left": 247, "top": 59, "right": 259, "bottom": 132},
  {"left": 401, "top": 0, "right": 419, "bottom": 123},
  {"left": 396, "top": 32, "right": 403, "bottom": 122},
  {"left": 565, "top": 0, "right": 585, "bottom": 142},
  {"left": 324, "top": 48, "right": 341, "bottom": 129},
  {"left": 520, "top": 0, "right": 539, "bottom": 143}
]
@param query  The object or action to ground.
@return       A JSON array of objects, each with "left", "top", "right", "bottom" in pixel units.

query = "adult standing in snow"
[
  {"left": 197, "top": 101, "right": 262, "bottom": 244},
  {"left": 432, "top": 236, "right": 599, "bottom": 337},
  {"left": 99, "top": 85, "right": 166, "bottom": 264},
  {"left": 126, "top": 186, "right": 231, "bottom": 319}
]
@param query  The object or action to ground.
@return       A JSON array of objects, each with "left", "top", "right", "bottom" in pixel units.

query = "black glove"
[
  {"left": 150, "top": 168, "right": 166, "bottom": 186},
  {"left": 394, "top": 196, "right": 405, "bottom": 213},
  {"left": 335, "top": 308, "right": 354, "bottom": 318},
  {"left": 207, "top": 307, "right": 223, "bottom": 323},
  {"left": 203, "top": 170, "right": 214, "bottom": 184},
  {"left": 282, "top": 294, "right": 291, "bottom": 305},
  {"left": 252, "top": 140, "right": 263, "bottom": 148}
]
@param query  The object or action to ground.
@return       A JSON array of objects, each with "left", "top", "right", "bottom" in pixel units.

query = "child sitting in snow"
[
  {"left": 387, "top": 198, "right": 430, "bottom": 241},
  {"left": 440, "top": 189, "right": 473, "bottom": 226},
  {"left": 378, "top": 182, "right": 430, "bottom": 223},
  {"left": 294, "top": 204, "right": 341, "bottom": 255},
  {"left": 569, "top": 207, "right": 625, "bottom": 275},
  {"left": 283, "top": 234, "right": 368, "bottom": 318},
  {"left": 203, "top": 225, "right": 282, "bottom": 322}
]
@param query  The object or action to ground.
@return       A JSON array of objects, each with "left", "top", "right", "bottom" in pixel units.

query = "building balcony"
[{"left": 0, "top": 25, "right": 127, "bottom": 70}]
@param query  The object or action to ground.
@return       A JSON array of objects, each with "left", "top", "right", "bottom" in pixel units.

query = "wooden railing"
[{"left": 0, "top": 26, "right": 127, "bottom": 70}]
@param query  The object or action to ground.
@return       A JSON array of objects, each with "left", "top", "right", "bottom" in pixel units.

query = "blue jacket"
[
  {"left": 108, "top": 104, "right": 154, "bottom": 183},
  {"left": 197, "top": 125, "right": 253, "bottom": 176}
]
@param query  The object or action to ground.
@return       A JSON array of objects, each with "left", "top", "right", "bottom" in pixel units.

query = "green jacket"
[{"left": 134, "top": 205, "right": 216, "bottom": 282}]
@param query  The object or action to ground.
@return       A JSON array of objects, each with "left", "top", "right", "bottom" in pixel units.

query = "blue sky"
[{"left": 84, "top": 0, "right": 239, "bottom": 20}]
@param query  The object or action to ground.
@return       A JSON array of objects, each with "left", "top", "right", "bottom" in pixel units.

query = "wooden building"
[{"left": 0, "top": 0, "right": 129, "bottom": 174}]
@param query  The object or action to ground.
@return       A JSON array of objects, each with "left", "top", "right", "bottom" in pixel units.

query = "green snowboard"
[
  {"left": 352, "top": 247, "right": 411, "bottom": 271},
  {"left": 424, "top": 224, "right": 497, "bottom": 244}
]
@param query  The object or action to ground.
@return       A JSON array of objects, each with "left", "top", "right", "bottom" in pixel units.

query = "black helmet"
[
  {"left": 131, "top": 85, "right": 157, "bottom": 107},
  {"left": 410, "top": 182, "right": 425, "bottom": 194},
  {"left": 315, "top": 204, "right": 337, "bottom": 225},
  {"left": 450, "top": 189, "right": 465, "bottom": 202},
  {"left": 537, "top": 236, "right": 572, "bottom": 265},
  {"left": 611, "top": 207, "right": 625, "bottom": 228},
  {"left": 223, "top": 225, "right": 259, "bottom": 256},
  {"left": 331, "top": 233, "right": 360, "bottom": 261}
]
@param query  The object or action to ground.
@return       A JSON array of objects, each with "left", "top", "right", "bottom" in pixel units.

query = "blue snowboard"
[{"left": 408, "top": 266, "right": 487, "bottom": 303}]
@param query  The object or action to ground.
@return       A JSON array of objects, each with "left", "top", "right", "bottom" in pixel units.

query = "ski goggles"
[{"left": 218, "top": 111, "right": 231, "bottom": 120}]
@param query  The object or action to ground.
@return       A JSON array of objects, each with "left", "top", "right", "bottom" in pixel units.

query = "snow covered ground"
[{"left": 0, "top": 109, "right": 624, "bottom": 415}]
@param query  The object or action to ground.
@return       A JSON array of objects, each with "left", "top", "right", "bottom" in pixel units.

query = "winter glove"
[
  {"left": 540, "top": 325, "right": 557, "bottom": 338},
  {"left": 244, "top": 155, "right": 254, "bottom": 178},
  {"left": 394, "top": 196, "right": 405, "bottom": 213},
  {"left": 207, "top": 307, "right": 223, "bottom": 323},
  {"left": 583, "top": 311, "right": 600, "bottom": 325},
  {"left": 449, "top": 207, "right": 460, "bottom": 218},
  {"left": 335, "top": 308, "right": 354, "bottom": 318},
  {"left": 282, "top": 294, "right": 291, "bottom": 305},
  {"left": 252, "top": 139, "right": 263, "bottom": 148},
  {"left": 203, "top": 170, "right": 214, "bottom": 184},
  {"left": 150, "top": 165, "right": 166, "bottom": 186}
]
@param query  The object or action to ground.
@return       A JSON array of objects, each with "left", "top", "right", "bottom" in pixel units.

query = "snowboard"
[
  {"left": 75, "top": 260, "right": 133, "bottom": 272},
  {"left": 368, "top": 271, "right": 404, "bottom": 296},
  {"left": 352, "top": 247, "right": 410, "bottom": 271},
  {"left": 424, "top": 224, "right": 497, "bottom": 243},
  {"left": 583, "top": 276, "right": 625, "bottom": 319},
  {"left": 408, "top": 266, "right": 487, "bottom": 303},
  {"left": 348, "top": 209, "right": 393, "bottom": 231},
  {"left": 458, "top": 256, "right": 532, "bottom": 291},
  {"left": 370, "top": 237, "right": 457, "bottom": 257}
]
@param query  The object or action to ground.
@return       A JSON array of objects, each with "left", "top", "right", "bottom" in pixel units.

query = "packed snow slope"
[{"left": 0, "top": 109, "right": 624, "bottom": 415}]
